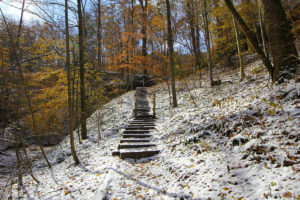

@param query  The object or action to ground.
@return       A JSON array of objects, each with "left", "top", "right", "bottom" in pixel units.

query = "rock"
[{"left": 24, "top": 133, "right": 64, "bottom": 146}]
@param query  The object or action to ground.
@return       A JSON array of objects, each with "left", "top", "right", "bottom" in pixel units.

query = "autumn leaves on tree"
[{"left": 0, "top": 0, "right": 299, "bottom": 168}]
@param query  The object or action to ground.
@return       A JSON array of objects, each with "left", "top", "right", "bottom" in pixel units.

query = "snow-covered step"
[
  {"left": 119, "top": 148, "right": 160, "bottom": 159},
  {"left": 126, "top": 125, "right": 155, "bottom": 127},
  {"left": 112, "top": 150, "right": 120, "bottom": 156},
  {"left": 129, "top": 122, "right": 155, "bottom": 125},
  {"left": 134, "top": 108, "right": 150, "bottom": 112},
  {"left": 130, "top": 121, "right": 155, "bottom": 123},
  {"left": 125, "top": 126, "right": 155, "bottom": 130},
  {"left": 112, "top": 87, "right": 160, "bottom": 159},
  {"left": 118, "top": 143, "right": 156, "bottom": 149},
  {"left": 120, "top": 139, "right": 151, "bottom": 143},
  {"left": 123, "top": 130, "right": 150, "bottom": 134},
  {"left": 122, "top": 134, "right": 152, "bottom": 138},
  {"left": 131, "top": 119, "right": 155, "bottom": 122},
  {"left": 135, "top": 116, "right": 153, "bottom": 120}
]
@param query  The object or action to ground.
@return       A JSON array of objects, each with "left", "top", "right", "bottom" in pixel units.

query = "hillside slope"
[{"left": 8, "top": 60, "right": 300, "bottom": 200}]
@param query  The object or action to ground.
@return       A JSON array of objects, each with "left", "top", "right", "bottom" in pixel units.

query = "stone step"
[
  {"left": 135, "top": 116, "right": 153, "bottom": 119},
  {"left": 125, "top": 126, "right": 155, "bottom": 130},
  {"left": 128, "top": 122, "right": 155, "bottom": 125},
  {"left": 131, "top": 119, "right": 155, "bottom": 122},
  {"left": 112, "top": 151, "right": 120, "bottom": 156},
  {"left": 129, "top": 124, "right": 155, "bottom": 127},
  {"left": 120, "top": 148, "right": 160, "bottom": 159},
  {"left": 134, "top": 108, "right": 150, "bottom": 112},
  {"left": 122, "top": 134, "right": 152, "bottom": 138},
  {"left": 118, "top": 143, "right": 156, "bottom": 149},
  {"left": 130, "top": 121, "right": 155, "bottom": 124},
  {"left": 123, "top": 130, "right": 150, "bottom": 134},
  {"left": 127, "top": 124, "right": 155, "bottom": 127},
  {"left": 120, "top": 139, "right": 151, "bottom": 143}
]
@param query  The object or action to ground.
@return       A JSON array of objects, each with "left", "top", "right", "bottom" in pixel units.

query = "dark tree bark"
[
  {"left": 261, "top": 0, "right": 299, "bottom": 82},
  {"left": 138, "top": 0, "right": 148, "bottom": 73},
  {"left": 77, "top": 0, "right": 87, "bottom": 140},
  {"left": 186, "top": 0, "right": 201, "bottom": 72},
  {"left": 166, "top": 0, "right": 177, "bottom": 107},
  {"left": 66, "top": 0, "right": 79, "bottom": 165},
  {"left": 201, "top": 0, "right": 214, "bottom": 87}
]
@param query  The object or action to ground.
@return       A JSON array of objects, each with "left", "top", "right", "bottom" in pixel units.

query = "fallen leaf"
[
  {"left": 283, "top": 192, "right": 292, "bottom": 198},
  {"left": 224, "top": 187, "right": 230, "bottom": 191},
  {"left": 97, "top": 173, "right": 101, "bottom": 176}
]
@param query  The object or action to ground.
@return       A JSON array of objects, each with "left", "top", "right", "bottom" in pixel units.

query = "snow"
[{"left": 3, "top": 60, "right": 300, "bottom": 199}]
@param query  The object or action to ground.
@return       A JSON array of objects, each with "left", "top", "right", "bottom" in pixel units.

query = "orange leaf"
[{"left": 283, "top": 192, "right": 292, "bottom": 198}]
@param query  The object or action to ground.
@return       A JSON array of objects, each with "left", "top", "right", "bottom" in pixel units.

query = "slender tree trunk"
[
  {"left": 201, "top": 0, "right": 214, "bottom": 86},
  {"left": 97, "top": 0, "right": 102, "bottom": 72},
  {"left": 224, "top": 0, "right": 274, "bottom": 80},
  {"left": 166, "top": 0, "right": 177, "bottom": 107},
  {"left": 14, "top": 130, "right": 22, "bottom": 188},
  {"left": 232, "top": 16, "right": 245, "bottom": 81},
  {"left": 77, "top": 0, "right": 88, "bottom": 140},
  {"left": 257, "top": 0, "right": 269, "bottom": 59},
  {"left": 66, "top": 0, "right": 79, "bottom": 165},
  {"left": 195, "top": 25, "right": 202, "bottom": 79},
  {"left": 261, "top": 0, "right": 299, "bottom": 82}
]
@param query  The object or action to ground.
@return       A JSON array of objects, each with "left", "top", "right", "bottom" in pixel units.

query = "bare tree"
[
  {"left": 232, "top": 16, "right": 245, "bottom": 81},
  {"left": 77, "top": 0, "right": 88, "bottom": 140},
  {"left": 201, "top": 0, "right": 214, "bottom": 87},
  {"left": 166, "top": 0, "right": 178, "bottom": 107},
  {"left": 97, "top": 0, "right": 103, "bottom": 72},
  {"left": 257, "top": 0, "right": 269, "bottom": 59},
  {"left": 66, "top": 0, "right": 80, "bottom": 164}
]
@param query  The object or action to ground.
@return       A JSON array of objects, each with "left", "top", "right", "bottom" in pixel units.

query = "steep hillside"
[{"left": 7, "top": 60, "right": 300, "bottom": 200}]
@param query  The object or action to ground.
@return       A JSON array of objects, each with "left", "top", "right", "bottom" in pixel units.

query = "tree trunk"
[
  {"left": 66, "top": 0, "right": 80, "bottom": 165},
  {"left": 166, "top": 0, "right": 177, "bottom": 107},
  {"left": 201, "top": 0, "right": 214, "bottom": 87},
  {"left": 257, "top": 0, "right": 269, "bottom": 59},
  {"left": 14, "top": 129, "right": 22, "bottom": 188},
  {"left": 261, "top": 0, "right": 299, "bottom": 82},
  {"left": 195, "top": 26, "right": 202, "bottom": 79},
  {"left": 186, "top": 0, "right": 198, "bottom": 72},
  {"left": 139, "top": 0, "right": 148, "bottom": 73},
  {"left": 77, "top": 0, "right": 87, "bottom": 140},
  {"left": 224, "top": 0, "right": 274, "bottom": 81},
  {"left": 232, "top": 16, "right": 245, "bottom": 81},
  {"left": 97, "top": 0, "right": 102, "bottom": 72}
]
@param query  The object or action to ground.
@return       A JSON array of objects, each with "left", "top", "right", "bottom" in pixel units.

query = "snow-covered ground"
[{"left": 5, "top": 61, "right": 300, "bottom": 199}]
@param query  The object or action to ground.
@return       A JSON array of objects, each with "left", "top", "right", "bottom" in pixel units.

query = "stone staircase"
[{"left": 112, "top": 87, "right": 160, "bottom": 159}]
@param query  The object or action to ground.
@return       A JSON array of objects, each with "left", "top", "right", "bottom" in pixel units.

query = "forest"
[{"left": 0, "top": 0, "right": 299, "bottom": 199}]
